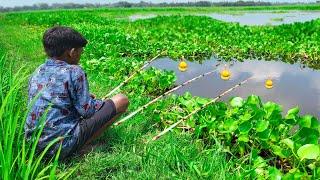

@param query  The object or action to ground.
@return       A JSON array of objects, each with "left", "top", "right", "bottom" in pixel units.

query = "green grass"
[
  {"left": 0, "top": 23, "right": 45, "bottom": 69},
  {"left": 0, "top": 54, "right": 74, "bottom": 179},
  {"left": 69, "top": 128, "right": 233, "bottom": 179}
]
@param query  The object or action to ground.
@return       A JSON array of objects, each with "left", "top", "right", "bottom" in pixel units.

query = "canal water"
[
  {"left": 148, "top": 57, "right": 320, "bottom": 118},
  {"left": 129, "top": 14, "right": 158, "bottom": 21},
  {"left": 129, "top": 11, "right": 320, "bottom": 25},
  {"left": 205, "top": 11, "right": 320, "bottom": 26}
]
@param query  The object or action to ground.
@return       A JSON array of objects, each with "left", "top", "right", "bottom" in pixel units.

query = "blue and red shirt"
[{"left": 25, "top": 59, "right": 104, "bottom": 156}]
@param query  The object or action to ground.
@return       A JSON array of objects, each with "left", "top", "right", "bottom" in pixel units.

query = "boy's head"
[{"left": 43, "top": 26, "right": 87, "bottom": 65}]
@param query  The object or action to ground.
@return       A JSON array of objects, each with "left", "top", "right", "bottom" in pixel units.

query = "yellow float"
[
  {"left": 178, "top": 60, "right": 188, "bottom": 72},
  {"left": 220, "top": 64, "right": 231, "bottom": 80},
  {"left": 265, "top": 78, "right": 273, "bottom": 89}
]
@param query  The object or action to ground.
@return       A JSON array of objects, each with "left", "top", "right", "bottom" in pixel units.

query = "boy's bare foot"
[{"left": 111, "top": 94, "right": 129, "bottom": 113}]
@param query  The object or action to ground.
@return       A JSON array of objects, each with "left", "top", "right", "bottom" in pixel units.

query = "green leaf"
[
  {"left": 268, "top": 167, "right": 282, "bottom": 180},
  {"left": 256, "top": 120, "right": 269, "bottom": 132},
  {"left": 307, "top": 162, "right": 316, "bottom": 170},
  {"left": 285, "top": 106, "right": 299, "bottom": 119},
  {"left": 253, "top": 156, "right": 267, "bottom": 168},
  {"left": 269, "top": 130, "right": 280, "bottom": 142},
  {"left": 281, "top": 138, "right": 294, "bottom": 151},
  {"left": 297, "top": 115, "right": 319, "bottom": 129},
  {"left": 257, "top": 129, "right": 271, "bottom": 141},
  {"left": 246, "top": 95, "right": 261, "bottom": 106},
  {"left": 230, "top": 97, "right": 244, "bottom": 107},
  {"left": 239, "top": 113, "right": 252, "bottom": 121},
  {"left": 297, "top": 144, "right": 320, "bottom": 160},
  {"left": 263, "top": 102, "right": 282, "bottom": 119},
  {"left": 183, "top": 92, "right": 193, "bottom": 99},
  {"left": 238, "top": 134, "right": 249, "bottom": 142},
  {"left": 282, "top": 170, "right": 305, "bottom": 180},
  {"left": 224, "top": 118, "right": 238, "bottom": 132},
  {"left": 196, "top": 98, "right": 208, "bottom": 105},
  {"left": 311, "top": 116, "right": 320, "bottom": 129},
  {"left": 271, "top": 145, "right": 287, "bottom": 158},
  {"left": 238, "top": 121, "right": 252, "bottom": 134},
  {"left": 251, "top": 148, "right": 259, "bottom": 160},
  {"left": 296, "top": 127, "right": 319, "bottom": 145},
  {"left": 299, "top": 115, "right": 312, "bottom": 128}
]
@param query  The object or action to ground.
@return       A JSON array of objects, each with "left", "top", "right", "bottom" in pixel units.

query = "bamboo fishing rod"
[
  {"left": 103, "top": 53, "right": 163, "bottom": 99},
  {"left": 152, "top": 76, "right": 252, "bottom": 141},
  {"left": 114, "top": 63, "right": 221, "bottom": 126}
]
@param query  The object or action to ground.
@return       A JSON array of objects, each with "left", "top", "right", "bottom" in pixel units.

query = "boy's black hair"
[{"left": 43, "top": 26, "right": 88, "bottom": 57}]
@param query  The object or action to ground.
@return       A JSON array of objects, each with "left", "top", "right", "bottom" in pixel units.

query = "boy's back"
[
  {"left": 25, "top": 26, "right": 128, "bottom": 159},
  {"left": 26, "top": 59, "right": 103, "bottom": 155}
]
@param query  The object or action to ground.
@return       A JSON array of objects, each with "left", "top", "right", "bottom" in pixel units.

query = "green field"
[{"left": 1, "top": 5, "right": 320, "bottom": 179}]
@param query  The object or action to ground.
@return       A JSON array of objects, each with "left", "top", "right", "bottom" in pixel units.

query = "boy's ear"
[{"left": 69, "top": 48, "right": 76, "bottom": 57}]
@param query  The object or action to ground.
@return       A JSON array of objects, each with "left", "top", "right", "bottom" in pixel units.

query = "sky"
[{"left": 0, "top": 0, "right": 317, "bottom": 8}]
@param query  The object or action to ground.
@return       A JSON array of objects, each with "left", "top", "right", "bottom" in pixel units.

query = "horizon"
[{"left": 0, "top": 0, "right": 317, "bottom": 8}]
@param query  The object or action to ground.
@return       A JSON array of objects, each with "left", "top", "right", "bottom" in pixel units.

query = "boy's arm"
[{"left": 70, "top": 66, "right": 104, "bottom": 119}]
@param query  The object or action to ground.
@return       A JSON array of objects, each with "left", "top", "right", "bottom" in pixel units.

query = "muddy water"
[
  {"left": 148, "top": 57, "right": 320, "bottom": 118},
  {"left": 205, "top": 11, "right": 320, "bottom": 26}
]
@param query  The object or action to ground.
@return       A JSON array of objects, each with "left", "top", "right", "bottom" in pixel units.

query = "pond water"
[
  {"left": 129, "top": 11, "right": 320, "bottom": 25},
  {"left": 129, "top": 14, "right": 158, "bottom": 21},
  {"left": 148, "top": 57, "right": 320, "bottom": 118},
  {"left": 205, "top": 11, "right": 320, "bottom": 26}
]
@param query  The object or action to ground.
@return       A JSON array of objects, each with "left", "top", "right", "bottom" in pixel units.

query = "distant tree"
[
  {"left": 37, "top": 3, "right": 49, "bottom": 9},
  {"left": 195, "top": 1, "right": 212, "bottom": 7},
  {"left": 114, "top": 1, "right": 133, "bottom": 8}
]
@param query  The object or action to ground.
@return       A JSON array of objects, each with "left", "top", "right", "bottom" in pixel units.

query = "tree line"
[{"left": 0, "top": 1, "right": 315, "bottom": 12}]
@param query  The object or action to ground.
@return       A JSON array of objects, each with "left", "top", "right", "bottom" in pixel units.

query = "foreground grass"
[
  {"left": 0, "top": 54, "right": 76, "bottom": 179},
  {"left": 68, "top": 123, "right": 232, "bottom": 179}
]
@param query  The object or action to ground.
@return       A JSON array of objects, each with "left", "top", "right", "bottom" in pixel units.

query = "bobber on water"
[
  {"left": 265, "top": 78, "right": 273, "bottom": 89},
  {"left": 178, "top": 58, "right": 188, "bottom": 72},
  {"left": 220, "top": 64, "right": 231, "bottom": 80}
]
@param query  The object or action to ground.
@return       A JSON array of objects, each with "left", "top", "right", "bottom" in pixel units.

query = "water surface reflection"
[{"left": 148, "top": 57, "right": 320, "bottom": 117}]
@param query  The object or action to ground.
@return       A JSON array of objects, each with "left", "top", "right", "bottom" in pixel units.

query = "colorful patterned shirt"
[{"left": 25, "top": 59, "right": 104, "bottom": 157}]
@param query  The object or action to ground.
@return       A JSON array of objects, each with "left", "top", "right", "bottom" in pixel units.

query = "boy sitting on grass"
[{"left": 25, "top": 26, "right": 129, "bottom": 159}]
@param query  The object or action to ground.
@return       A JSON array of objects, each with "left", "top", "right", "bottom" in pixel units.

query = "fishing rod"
[
  {"left": 114, "top": 63, "right": 222, "bottom": 126},
  {"left": 103, "top": 53, "right": 163, "bottom": 99},
  {"left": 152, "top": 76, "right": 252, "bottom": 141}
]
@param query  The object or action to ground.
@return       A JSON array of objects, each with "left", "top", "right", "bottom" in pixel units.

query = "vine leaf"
[
  {"left": 256, "top": 120, "right": 269, "bottom": 132},
  {"left": 281, "top": 138, "right": 294, "bottom": 151},
  {"left": 297, "top": 144, "right": 320, "bottom": 160},
  {"left": 230, "top": 97, "right": 244, "bottom": 107}
]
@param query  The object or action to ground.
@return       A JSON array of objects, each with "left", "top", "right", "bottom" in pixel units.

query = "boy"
[{"left": 25, "top": 26, "right": 129, "bottom": 159}]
